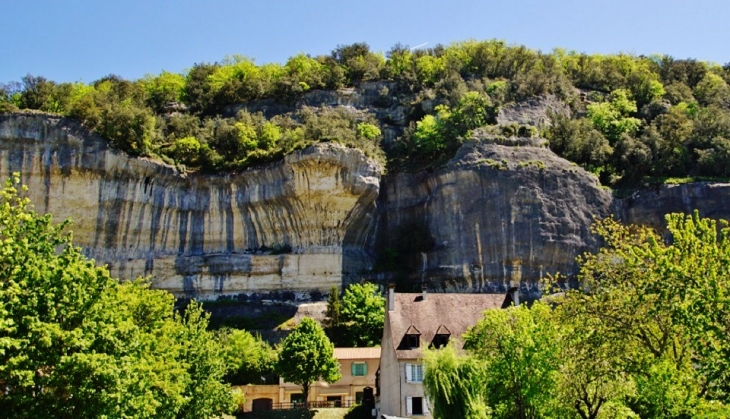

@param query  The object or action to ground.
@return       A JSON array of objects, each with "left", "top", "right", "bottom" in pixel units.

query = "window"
[
  {"left": 398, "top": 326, "right": 421, "bottom": 350},
  {"left": 431, "top": 325, "right": 452, "bottom": 349},
  {"left": 356, "top": 391, "right": 364, "bottom": 404},
  {"left": 431, "top": 334, "right": 450, "bottom": 349},
  {"left": 352, "top": 362, "right": 368, "bottom": 376},
  {"left": 405, "top": 363, "right": 423, "bottom": 383},
  {"left": 398, "top": 333, "right": 420, "bottom": 350},
  {"left": 406, "top": 396, "right": 425, "bottom": 415}
]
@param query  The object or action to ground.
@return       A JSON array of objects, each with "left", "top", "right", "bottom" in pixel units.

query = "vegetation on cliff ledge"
[{"left": 2, "top": 40, "right": 730, "bottom": 185}]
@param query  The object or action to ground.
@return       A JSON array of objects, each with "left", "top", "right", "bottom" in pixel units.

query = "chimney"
[{"left": 388, "top": 283, "right": 395, "bottom": 311}]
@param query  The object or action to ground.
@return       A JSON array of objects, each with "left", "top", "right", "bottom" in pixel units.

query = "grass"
[
  {"left": 311, "top": 408, "right": 352, "bottom": 419},
  {"left": 234, "top": 407, "right": 354, "bottom": 419}
]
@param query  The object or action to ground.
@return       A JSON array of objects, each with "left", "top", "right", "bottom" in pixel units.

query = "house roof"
[
  {"left": 387, "top": 293, "right": 508, "bottom": 359},
  {"left": 333, "top": 347, "right": 381, "bottom": 360}
]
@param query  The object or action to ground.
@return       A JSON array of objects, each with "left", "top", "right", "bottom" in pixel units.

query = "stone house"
[
  {"left": 242, "top": 346, "right": 380, "bottom": 412},
  {"left": 376, "top": 287, "right": 511, "bottom": 418}
]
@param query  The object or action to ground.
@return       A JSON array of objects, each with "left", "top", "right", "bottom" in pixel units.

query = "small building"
[
  {"left": 376, "top": 287, "right": 511, "bottom": 418},
  {"left": 243, "top": 346, "right": 381, "bottom": 412}
]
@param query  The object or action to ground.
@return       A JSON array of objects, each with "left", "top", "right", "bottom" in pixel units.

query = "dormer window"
[
  {"left": 398, "top": 325, "right": 421, "bottom": 350},
  {"left": 430, "top": 325, "right": 451, "bottom": 349}
]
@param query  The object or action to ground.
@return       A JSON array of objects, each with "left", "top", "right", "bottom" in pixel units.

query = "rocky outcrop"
[
  {"left": 496, "top": 94, "right": 571, "bottom": 127},
  {"left": 3, "top": 112, "right": 730, "bottom": 300},
  {"left": 614, "top": 182, "right": 730, "bottom": 235},
  {"left": 0, "top": 113, "right": 381, "bottom": 298},
  {"left": 375, "top": 134, "right": 614, "bottom": 297}
]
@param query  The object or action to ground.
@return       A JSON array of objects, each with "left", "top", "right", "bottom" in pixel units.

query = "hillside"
[{"left": 2, "top": 40, "right": 730, "bottom": 298}]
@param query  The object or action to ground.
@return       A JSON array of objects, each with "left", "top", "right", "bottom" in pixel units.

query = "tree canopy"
[
  {"left": 423, "top": 211, "right": 730, "bottom": 419},
  {"left": 0, "top": 175, "right": 233, "bottom": 419},
  {"left": 276, "top": 317, "right": 341, "bottom": 403},
  {"left": 340, "top": 282, "right": 385, "bottom": 347},
  {"left": 218, "top": 328, "right": 277, "bottom": 385},
  {"left": 3, "top": 40, "right": 730, "bottom": 184},
  {"left": 324, "top": 283, "right": 385, "bottom": 347}
]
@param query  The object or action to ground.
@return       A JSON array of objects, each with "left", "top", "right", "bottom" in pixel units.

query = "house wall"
[
  {"left": 238, "top": 384, "right": 282, "bottom": 412},
  {"left": 397, "top": 360, "right": 430, "bottom": 418},
  {"left": 280, "top": 357, "right": 378, "bottom": 404},
  {"left": 378, "top": 312, "right": 403, "bottom": 417},
  {"left": 378, "top": 310, "right": 432, "bottom": 418},
  {"left": 241, "top": 355, "right": 379, "bottom": 412}
]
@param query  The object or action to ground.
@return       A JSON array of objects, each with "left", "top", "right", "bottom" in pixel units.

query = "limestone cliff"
[
  {"left": 375, "top": 133, "right": 614, "bottom": 296},
  {"left": 614, "top": 182, "right": 730, "bottom": 235},
  {"left": 0, "top": 113, "right": 381, "bottom": 298},
  {"left": 3, "top": 112, "right": 730, "bottom": 300}
]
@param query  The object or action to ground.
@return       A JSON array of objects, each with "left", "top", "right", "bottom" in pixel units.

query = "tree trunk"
[{"left": 302, "top": 382, "right": 310, "bottom": 408}]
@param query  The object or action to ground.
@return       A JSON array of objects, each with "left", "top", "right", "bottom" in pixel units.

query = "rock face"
[
  {"left": 3, "top": 112, "right": 730, "bottom": 300},
  {"left": 496, "top": 94, "right": 571, "bottom": 126},
  {"left": 614, "top": 183, "right": 730, "bottom": 235},
  {"left": 0, "top": 113, "right": 381, "bottom": 298},
  {"left": 376, "top": 135, "right": 614, "bottom": 296}
]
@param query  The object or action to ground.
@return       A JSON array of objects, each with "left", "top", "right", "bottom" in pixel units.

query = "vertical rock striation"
[
  {"left": 0, "top": 113, "right": 381, "bottom": 298},
  {"left": 3, "top": 112, "right": 730, "bottom": 299},
  {"left": 376, "top": 135, "right": 614, "bottom": 296}
]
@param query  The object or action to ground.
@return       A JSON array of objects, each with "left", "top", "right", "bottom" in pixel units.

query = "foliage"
[
  {"left": 218, "top": 328, "right": 277, "bottom": 385},
  {"left": 323, "top": 286, "right": 346, "bottom": 345},
  {"left": 551, "top": 211, "right": 730, "bottom": 417},
  {"left": 5, "top": 40, "right": 730, "bottom": 183},
  {"left": 339, "top": 283, "right": 385, "bottom": 347},
  {"left": 462, "top": 302, "right": 567, "bottom": 419},
  {"left": 276, "top": 317, "right": 341, "bottom": 402},
  {"left": 425, "top": 212, "right": 730, "bottom": 418},
  {"left": 586, "top": 89, "right": 642, "bottom": 143},
  {"left": 142, "top": 70, "right": 186, "bottom": 112},
  {"left": 0, "top": 175, "right": 233, "bottom": 418},
  {"left": 546, "top": 112, "right": 613, "bottom": 174},
  {"left": 423, "top": 346, "right": 493, "bottom": 419},
  {"left": 403, "top": 91, "right": 497, "bottom": 162}
]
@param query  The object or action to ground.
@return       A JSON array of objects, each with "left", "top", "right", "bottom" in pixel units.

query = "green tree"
[
  {"left": 169, "top": 136, "right": 202, "bottom": 165},
  {"left": 323, "top": 286, "right": 346, "bottom": 346},
  {"left": 0, "top": 175, "right": 233, "bottom": 418},
  {"left": 412, "top": 113, "right": 446, "bottom": 154},
  {"left": 18, "top": 74, "right": 55, "bottom": 110},
  {"left": 340, "top": 283, "right": 385, "bottom": 347},
  {"left": 447, "top": 91, "right": 496, "bottom": 135},
  {"left": 143, "top": 70, "right": 186, "bottom": 111},
  {"left": 586, "top": 89, "right": 642, "bottom": 143},
  {"left": 276, "top": 317, "right": 341, "bottom": 403},
  {"left": 553, "top": 212, "right": 730, "bottom": 416},
  {"left": 218, "top": 328, "right": 277, "bottom": 385},
  {"left": 546, "top": 113, "right": 613, "bottom": 174},
  {"left": 694, "top": 72, "right": 730, "bottom": 107},
  {"left": 463, "top": 302, "right": 567, "bottom": 419},
  {"left": 423, "top": 346, "right": 493, "bottom": 419},
  {"left": 356, "top": 122, "right": 381, "bottom": 141}
]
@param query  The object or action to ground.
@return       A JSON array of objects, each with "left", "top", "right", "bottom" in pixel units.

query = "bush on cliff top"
[{"left": 2, "top": 40, "right": 730, "bottom": 185}]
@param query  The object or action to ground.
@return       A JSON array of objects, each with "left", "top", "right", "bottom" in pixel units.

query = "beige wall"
[
  {"left": 238, "top": 384, "right": 282, "bottom": 412},
  {"left": 378, "top": 314, "right": 401, "bottom": 416},
  {"left": 377, "top": 314, "right": 432, "bottom": 417},
  {"left": 282, "top": 356, "right": 379, "bottom": 403},
  {"left": 242, "top": 356, "right": 378, "bottom": 412}
]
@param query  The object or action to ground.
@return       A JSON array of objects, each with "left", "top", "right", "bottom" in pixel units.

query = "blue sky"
[{"left": 2, "top": 0, "right": 729, "bottom": 84}]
